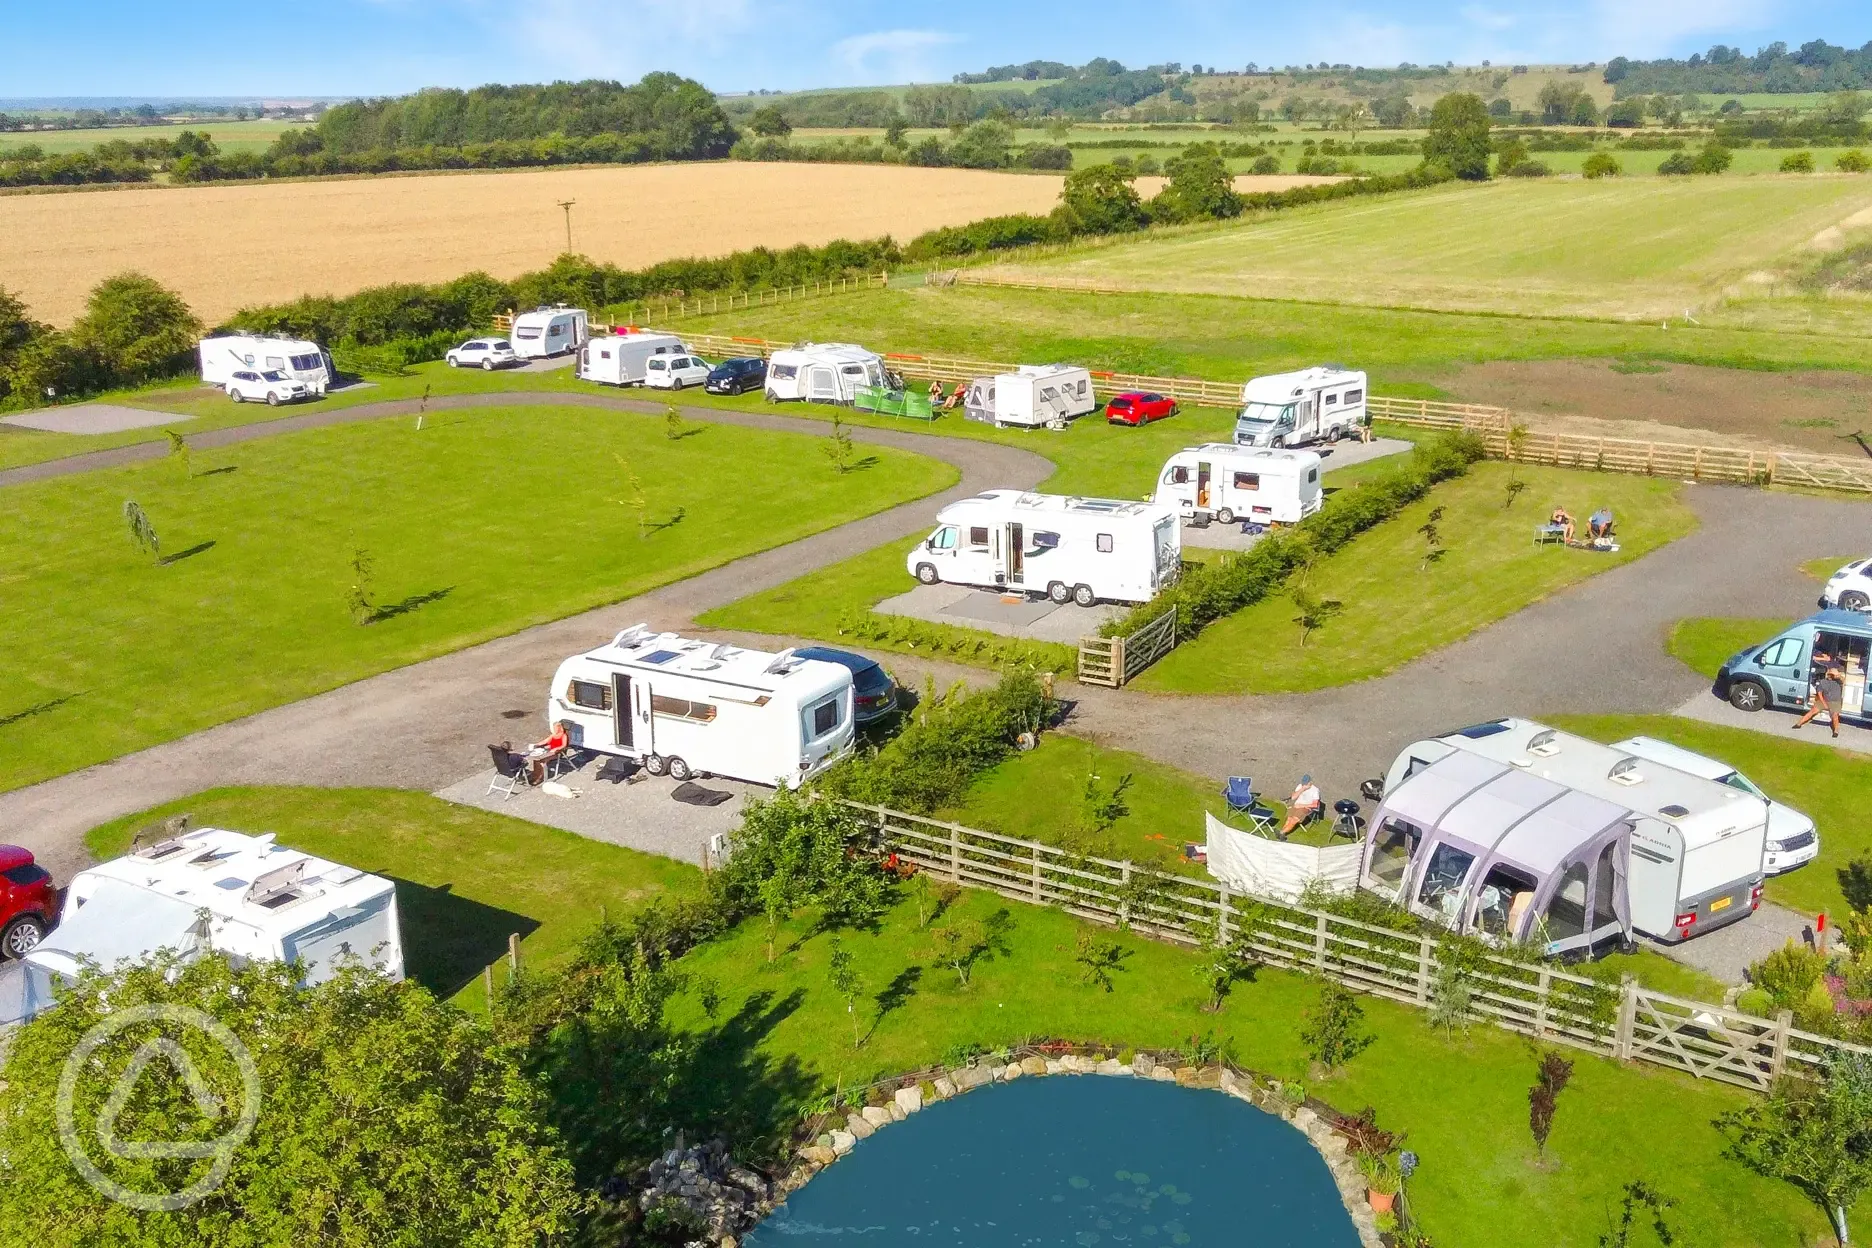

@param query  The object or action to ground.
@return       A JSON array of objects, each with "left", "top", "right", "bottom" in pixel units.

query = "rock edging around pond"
[{"left": 779, "top": 1048, "right": 1387, "bottom": 1248}]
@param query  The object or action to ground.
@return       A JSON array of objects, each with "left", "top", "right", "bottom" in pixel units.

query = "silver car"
[{"left": 446, "top": 338, "right": 519, "bottom": 370}]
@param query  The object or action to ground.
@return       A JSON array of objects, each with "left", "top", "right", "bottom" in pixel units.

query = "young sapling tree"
[{"left": 826, "top": 937, "right": 864, "bottom": 1048}]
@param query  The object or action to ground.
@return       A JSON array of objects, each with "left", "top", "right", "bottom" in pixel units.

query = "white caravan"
[
  {"left": 1611, "top": 735, "right": 1819, "bottom": 877},
  {"left": 198, "top": 334, "right": 333, "bottom": 396},
  {"left": 763, "top": 343, "right": 887, "bottom": 404},
  {"left": 1154, "top": 445, "right": 1323, "bottom": 525},
  {"left": 510, "top": 306, "right": 589, "bottom": 359},
  {"left": 1234, "top": 366, "right": 1368, "bottom": 448},
  {"left": 577, "top": 330, "right": 687, "bottom": 385},
  {"left": 549, "top": 626, "right": 855, "bottom": 788},
  {"left": 1, "top": 828, "right": 403, "bottom": 1026},
  {"left": 962, "top": 365, "right": 1097, "bottom": 429},
  {"left": 909, "top": 490, "right": 1181, "bottom": 606},
  {"left": 1381, "top": 719, "right": 1768, "bottom": 944}
]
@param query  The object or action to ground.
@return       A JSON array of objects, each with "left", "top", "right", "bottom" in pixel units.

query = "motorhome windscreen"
[{"left": 1242, "top": 402, "right": 1292, "bottom": 425}]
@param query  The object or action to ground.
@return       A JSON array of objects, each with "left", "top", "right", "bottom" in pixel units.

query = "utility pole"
[{"left": 556, "top": 199, "right": 576, "bottom": 252}]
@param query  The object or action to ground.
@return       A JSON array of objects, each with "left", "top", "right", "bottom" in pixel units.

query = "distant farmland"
[
  {"left": 980, "top": 175, "right": 1872, "bottom": 320},
  {"left": 0, "top": 118, "right": 304, "bottom": 155},
  {"left": 0, "top": 163, "right": 1064, "bottom": 325}
]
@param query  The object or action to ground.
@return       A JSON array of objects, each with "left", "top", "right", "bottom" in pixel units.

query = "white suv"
[
  {"left": 226, "top": 369, "right": 309, "bottom": 406},
  {"left": 1820, "top": 558, "right": 1872, "bottom": 612},
  {"left": 446, "top": 338, "right": 519, "bottom": 370},
  {"left": 1612, "top": 736, "right": 1820, "bottom": 875},
  {"left": 645, "top": 354, "right": 711, "bottom": 390}
]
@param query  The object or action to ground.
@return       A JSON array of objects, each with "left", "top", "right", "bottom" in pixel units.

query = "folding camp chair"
[
  {"left": 1222, "top": 777, "right": 1280, "bottom": 837},
  {"left": 485, "top": 745, "right": 530, "bottom": 800}
]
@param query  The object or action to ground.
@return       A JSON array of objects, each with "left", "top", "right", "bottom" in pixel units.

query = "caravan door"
[
  {"left": 611, "top": 674, "right": 634, "bottom": 750},
  {"left": 807, "top": 366, "right": 838, "bottom": 402},
  {"left": 1003, "top": 523, "right": 1026, "bottom": 589},
  {"left": 1195, "top": 459, "right": 1212, "bottom": 511}
]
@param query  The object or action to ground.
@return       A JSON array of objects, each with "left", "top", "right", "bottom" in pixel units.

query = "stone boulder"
[
  {"left": 1132, "top": 1052, "right": 1156, "bottom": 1077},
  {"left": 932, "top": 1077, "right": 956, "bottom": 1099},
  {"left": 1150, "top": 1065, "right": 1177, "bottom": 1082},
  {"left": 894, "top": 1086, "right": 923, "bottom": 1115},
  {"left": 829, "top": 1129, "right": 856, "bottom": 1155},
  {"left": 886, "top": 1101, "right": 907, "bottom": 1122},
  {"left": 1095, "top": 1058, "right": 1129, "bottom": 1076},
  {"left": 800, "top": 1145, "right": 837, "bottom": 1167},
  {"left": 1020, "top": 1056, "right": 1048, "bottom": 1076},
  {"left": 861, "top": 1105, "right": 892, "bottom": 1129},
  {"left": 1045, "top": 1058, "right": 1064, "bottom": 1075},
  {"left": 845, "top": 1113, "right": 875, "bottom": 1140}
]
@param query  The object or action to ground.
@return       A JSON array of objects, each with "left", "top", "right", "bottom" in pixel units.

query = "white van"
[
  {"left": 1611, "top": 736, "right": 1819, "bottom": 876},
  {"left": 1382, "top": 719, "right": 1768, "bottom": 944},
  {"left": 577, "top": 330, "right": 687, "bottom": 385},
  {"left": 199, "top": 334, "right": 333, "bottom": 396},
  {"left": 909, "top": 490, "right": 1181, "bottom": 606},
  {"left": 962, "top": 365, "right": 1097, "bottom": 428},
  {"left": 1234, "top": 366, "right": 1367, "bottom": 447},
  {"left": 511, "top": 306, "right": 589, "bottom": 360},
  {"left": 764, "top": 343, "right": 887, "bottom": 404},
  {"left": 1154, "top": 444, "right": 1323, "bottom": 525},
  {"left": 548, "top": 626, "right": 855, "bottom": 788}
]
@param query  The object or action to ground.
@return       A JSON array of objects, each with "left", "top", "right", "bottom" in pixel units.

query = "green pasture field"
[
  {"left": 1555, "top": 714, "right": 1872, "bottom": 918},
  {"left": 981, "top": 175, "right": 1872, "bottom": 320},
  {"left": 0, "top": 118, "right": 303, "bottom": 155},
  {"left": 81, "top": 779, "right": 1842, "bottom": 1246},
  {"left": 1134, "top": 462, "right": 1696, "bottom": 693},
  {"left": 1668, "top": 617, "right": 1793, "bottom": 679},
  {"left": 84, "top": 787, "right": 698, "bottom": 1011},
  {"left": 1239, "top": 147, "right": 1850, "bottom": 178},
  {"left": 0, "top": 405, "right": 954, "bottom": 793}
]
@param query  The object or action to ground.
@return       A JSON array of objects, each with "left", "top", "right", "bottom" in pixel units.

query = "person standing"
[{"left": 1795, "top": 650, "right": 1844, "bottom": 738}]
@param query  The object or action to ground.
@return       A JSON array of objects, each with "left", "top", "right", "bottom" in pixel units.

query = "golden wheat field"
[{"left": 1, "top": 163, "right": 1075, "bottom": 325}]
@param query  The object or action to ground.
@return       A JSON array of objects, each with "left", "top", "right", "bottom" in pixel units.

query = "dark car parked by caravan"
[
  {"left": 706, "top": 357, "right": 768, "bottom": 395},
  {"left": 795, "top": 646, "right": 897, "bottom": 723}
]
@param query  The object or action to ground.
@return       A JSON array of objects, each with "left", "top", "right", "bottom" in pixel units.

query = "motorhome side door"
[
  {"left": 1196, "top": 460, "right": 1212, "bottom": 510},
  {"left": 1753, "top": 634, "right": 1810, "bottom": 708},
  {"left": 611, "top": 674, "right": 633, "bottom": 750},
  {"left": 1004, "top": 523, "right": 1025, "bottom": 588}
]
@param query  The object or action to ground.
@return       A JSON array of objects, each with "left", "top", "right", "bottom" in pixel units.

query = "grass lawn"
[
  {"left": 0, "top": 119, "right": 305, "bottom": 155},
  {"left": 1555, "top": 714, "right": 1872, "bottom": 917},
  {"left": 0, "top": 404, "right": 955, "bottom": 793},
  {"left": 1137, "top": 462, "right": 1697, "bottom": 694},
  {"left": 1803, "top": 554, "right": 1858, "bottom": 581},
  {"left": 983, "top": 175, "right": 1872, "bottom": 320},
  {"left": 82, "top": 787, "right": 699, "bottom": 1010},
  {"left": 1668, "top": 618, "right": 1794, "bottom": 678}
]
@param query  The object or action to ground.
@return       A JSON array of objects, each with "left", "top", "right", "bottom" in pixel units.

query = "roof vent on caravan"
[
  {"left": 136, "top": 836, "right": 192, "bottom": 863},
  {"left": 1526, "top": 729, "right": 1560, "bottom": 757},
  {"left": 1659, "top": 804, "right": 1691, "bottom": 818},
  {"left": 1608, "top": 758, "right": 1644, "bottom": 786},
  {"left": 612, "top": 624, "right": 653, "bottom": 650},
  {"left": 764, "top": 648, "right": 800, "bottom": 675},
  {"left": 709, "top": 643, "right": 736, "bottom": 660},
  {"left": 246, "top": 859, "right": 307, "bottom": 909}
]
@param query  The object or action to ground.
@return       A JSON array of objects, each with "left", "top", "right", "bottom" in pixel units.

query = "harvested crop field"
[{"left": 0, "top": 163, "right": 1066, "bottom": 325}]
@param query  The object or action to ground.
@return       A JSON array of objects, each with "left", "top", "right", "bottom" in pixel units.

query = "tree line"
[{"left": 1608, "top": 40, "right": 1872, "bottom": 96}]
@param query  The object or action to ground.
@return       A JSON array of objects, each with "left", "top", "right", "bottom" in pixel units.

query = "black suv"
[{"left": 705, "top": 357, "right": 767, "bottom": 395}]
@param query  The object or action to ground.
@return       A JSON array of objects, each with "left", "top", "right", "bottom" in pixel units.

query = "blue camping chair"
[{"left": 1222, "top": 777, "right": 1279, "bottom": 837}]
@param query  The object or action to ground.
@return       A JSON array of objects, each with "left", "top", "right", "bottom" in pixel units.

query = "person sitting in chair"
[
  {"left": 943, "top": 382, "right": 967, "bottom": 411},
  {"left": 927, "top": 379, "right": 945, "bottom": 406},
  {"left": 528, "top": 720, "right": 570, "bottom": 785},
  {"left": 1588, "top": 508, "right": 1614, "bottom": 542},
  {"left": 1279, "top": 774, "right": 1322, "bottom": 841},
  {"left": 1550, "top": 506, "right": 1575, "bottom": 544}
]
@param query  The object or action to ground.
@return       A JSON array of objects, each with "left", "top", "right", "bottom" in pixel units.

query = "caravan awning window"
[
  {"left": 1369, "top": 818, "right": 1421, "bottom": 892},
  {"left": 1417, "top": 842, "right": 1475, "bottom": 920},
  {"left": 769, "top": 364, "right": 797, "bottom": 379}
]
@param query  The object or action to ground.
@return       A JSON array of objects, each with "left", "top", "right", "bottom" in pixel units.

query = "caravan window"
[
  {"left": 1324, "top": 393, "right": 1338, "bottom": 406},
  {"left": 840, "top": 364, "right": 866, "bottom": 376},
  {"left": 1345, "top": 389, "right": 1364, "bottom": 404},
  {"left": 1416, "top": 843, "right": 1475, "bottom": 920},
  {"left": 651, "top": 695, "right": 717, "bottom": 723},
  {"left": 805, "top": 694, "right": 844, "bottom": 740},
  {"left": 1369, "top": 818, "right": 1420, "bottom": 891},
  {"left": 1308, "top": 469, "right": 1319, "bottom": 483},
  {"left": 968, "top": 527, "right": 989, "bottom": 548},
  {"left": 1032, "top": 531, "right": 1060, "bottom": 550},
  {"left": 568, "top": 680, "right": 611, "bottom": 711},
  {"left": 1474, "top": 865, "right": 1536, "bottom": 939},
  {"left": 290, "top": 353, "right": 320, "bottom": 370},
  {"left": 1232, "top": 472, "right": 1260, "bottom": 491},
  {"left": 1591, "top": 842, "right": 1620, "bottom": 930},
  {"left": 548, "top": 324, "right": 565, "bottom": 337},
  {"left": 515, "top": 327, "right": 542, "bottom": 339},
  {"left": 1167, "top": 465, "right": 1190, "bottom": 484},
  {"left": 265, "top": 356, "right": 286, "bottom": 371},
  {"left": 769, "top": 364, "right": 797, "bottom": 380},
  {"left": 1544, "top": 863, "right": 1590, "bottom": 941}
]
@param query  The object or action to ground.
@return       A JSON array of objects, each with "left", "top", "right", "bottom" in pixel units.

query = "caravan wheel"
[
  {"left": 1215, "top": 508, "right": 1235, "bottom": 525},
  {"left": 667, "top": 756, "right": 693, "bottom": 781},
  {"left": 1072, "top": 584, "right": 1097, "bottom": 608},
  {"left": 642, "top": 754, "right": 668, "bottom": 776},
  {"left": 1047, "top": 581, "right": 1071, "bottom": 605}
]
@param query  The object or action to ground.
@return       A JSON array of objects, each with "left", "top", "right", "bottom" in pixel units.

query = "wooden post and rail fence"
[
  {"left": 491, "top": 273, "right": 888, "bottom": 336},
  {"left": 844, "top": 801, "right": 1868, "bottom": 1093}
]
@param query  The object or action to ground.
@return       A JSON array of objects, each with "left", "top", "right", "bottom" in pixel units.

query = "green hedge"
[{"left": 1104, "top": 432, "right": 1485, "bottom": 640}]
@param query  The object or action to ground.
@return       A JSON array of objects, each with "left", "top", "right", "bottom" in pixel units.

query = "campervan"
[
  {"left": 908, "top": 490, "right": 1181, "bottom": 606},
  {"left": 510, "top": 306, "right": 589, "bottom": 360},
  {"left": 198, "top": 334, "right": 333, "bottom": 396},
  {"left": 1, "top": 828, "right": 403, "bottom": 1026},
  {"left": 763, "top": 343, "right": 887, "bottom": 404},
  {"left": 962, "top": 365, "right": 1097, "bottom": 429},
  {"left": 1714, "top": 609, "right": 1872, "bottom": 723},
  {"left": 577, "top": 330, "right": 687, "bottom": 386},
  {"left": 1375, "top": 719, "right": 1769, "bottom": 945},
  {"left": 1153, "top": 445, "right": 1323, "bottom": 525},
  {"left": 1234, "top": 366, "right": 1367, "bottom": 448},
  {"left": 548, "top": 627, "right": 855, "bottom": 788}
]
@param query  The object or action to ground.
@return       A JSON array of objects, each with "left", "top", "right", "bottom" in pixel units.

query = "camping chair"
[
  {"left": 1533, "top": 522, "right": 1567, "bottom": 547},
  {"left": 485, "top": 745, "right": 530, "bottom": 800},
  {"left": 1222, "top": 777, "right": 1279, "bottom": 837}
]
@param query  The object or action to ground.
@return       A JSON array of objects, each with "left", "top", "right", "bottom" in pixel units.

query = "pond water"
[{"left": 746, "top": 1074, "right": 1361, "bottom": 1247}]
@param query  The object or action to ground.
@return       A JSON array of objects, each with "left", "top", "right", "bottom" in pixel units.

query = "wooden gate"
[{"left": 1076, "top": 608, "right": 1176, "bottom": 688}]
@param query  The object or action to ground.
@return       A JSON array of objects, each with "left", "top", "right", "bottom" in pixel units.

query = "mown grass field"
[
  {"left": 0, "top": 118, "right": 304, "bottom": 155},
  {"left": 981, "top": 175, "right": 1872, "bottom": 320},
  {"left": 1138, "top": 463, "right": 1698, "bottom": 693},
  {"left": 1668, "top": 617, "right": 1795, "bottom": 679},
  {"left": 0, "top": 405, "right": 954, "bottom": 792}
]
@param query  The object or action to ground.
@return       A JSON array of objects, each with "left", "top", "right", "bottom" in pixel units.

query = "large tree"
[
  {"left": 1716, "top": 1051, "right": 1872, "bottom": 1245},
  {"left": 0, "top": 955, "right": 583, "bottom": 1248},
  {"left": 68, "top": 272, "right": 201, "bottom": 387},
  {"left": 1055, "top": 163, "right": 1148, "bottom": 234},
  {"left": 1151, "top": 143, "right": 1242, "bottom": 223},
  {"left": 0, "top": 283, "right": 50, "bottom": 404},
  {"left": 1422, "top": 92, "right": 1494, "bottom": 181}
]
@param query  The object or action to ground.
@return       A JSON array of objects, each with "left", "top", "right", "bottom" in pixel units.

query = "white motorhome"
[
  {"left": 198, "top": 334, "right": 333, "bottom": 396},
  {"left": 908, "top": 490, "right": 1181, "bottom": 606},
  {"left": 577, "top": 329, "right": 687, "bottom": 385},
  {"left": 548, "top": 626, "right": 855, "bottom": 788},
  {"left": 1234, "top": 366, "right": 1368, "bottom": 448},
  {"left": 510, "top": 306, "right": 589, "bottom": 359},
  {"left": 1380, "top": 719, "right": 1768, "bottom": 944},
  {"left": 1153, "top": 445, "right": 1323, "bottom": 526},
  {"left": 962, "top": 365, "right": 1097, "bottom": 429},
  {"left": 1, "top": 828, "right": 404, "bottom": 1025},
  {"left": 763, "top": 343, "right": 887, "bottom": 404}
]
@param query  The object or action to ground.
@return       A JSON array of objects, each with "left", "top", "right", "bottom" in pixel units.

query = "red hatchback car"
[
  {"left": 1105, "top": 391, "right": 1177, "bottom": 426},
  {"left": 0, "top": 846, "right": 55, "bottom": 959}
]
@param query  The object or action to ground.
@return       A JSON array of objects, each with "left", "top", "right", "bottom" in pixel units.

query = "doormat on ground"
[{"left": 671, "top": 782, "right": 734, "bottom": 807}]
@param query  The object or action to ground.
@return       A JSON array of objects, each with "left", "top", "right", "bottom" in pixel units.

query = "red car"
[
  {"left": 1105, "top": 391, "right": 1178, "bottom": 426},
  {"left": 0, "top": 847, "right": 54, "bottom": 959}
]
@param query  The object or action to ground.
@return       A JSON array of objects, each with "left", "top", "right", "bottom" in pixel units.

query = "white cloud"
[
  {"left": 1459, "top": 5, "right": 1515, "bottom": 32},
  {"left": 831, "top": 29, "right": 961, "bottom": 84}
]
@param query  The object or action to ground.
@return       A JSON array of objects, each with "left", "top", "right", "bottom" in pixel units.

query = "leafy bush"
[
  {"left": 1781, "top": 150, "right": 1816, "bottom": 173},
  {"left": 833, "top": 608, "right": 1074, "bottom": 672},
  {"left": 1657, "top": 151, "right": 1697, "bottom": 175},
  {"left": 1504, "top": 160, "right": 1551, "bottom": 178},
  {"left": 1582, "top": 152, "right": 1623, "bottom": 178},
  {"left": 712, "top": 788, "right": 897, "bottom": 933},
  {"left": 1693, "top": 143, "right": 1735, "bottom": 174},
  {"left": 1748, "top": 940, "right": 1837, "bottom": 1029},
  {"left": 1838, "top": 148, "right": 1871, "bottom": 172},
  {"left": 1250, "top": 153, "right": 1281, "bottom": 174},
  {"left": 1300, "top": 980, "right": 1373, "bottom": 1070}
]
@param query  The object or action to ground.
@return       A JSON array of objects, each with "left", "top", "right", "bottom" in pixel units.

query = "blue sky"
[{"left": 6, "top": 0, "right": 1871, "bottom": 99}]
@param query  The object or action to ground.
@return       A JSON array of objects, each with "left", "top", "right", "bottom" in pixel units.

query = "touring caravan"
[
  {"left": 908, "top": 490, "right": 1181, "bottom": 606},
  {"left": 1153, "top": 445, "right": 1323, "bottom": 525},
  {"left": 962, "top": 365, "right": 1098, "bottom": 429},
  {"left": 510, "top": 306, "right": 589, "bottom": 360},
  {"left": 1713, "top": 609, "right": 1872, "bottom": 723},
  {"left": 198, "top": 334, "right": 333, "bottom": 396},
  {"left": 577, "top": 329, "right": 687, "bottom": 385},
  {"left": 1377, "top": 719, "right": 1769, "bottom": 944},
  {"left": 763, "top": 343, "right": 887, "bottom": 404},
  {"left": 1234, "top": 366, "right": 1367, "bottom": 448},
  {"left": 1, "top": 827, "right": 404, "bottom": 1026},
  {"left": 548, "top": 627, "right": 855, "bottom": 788}
]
